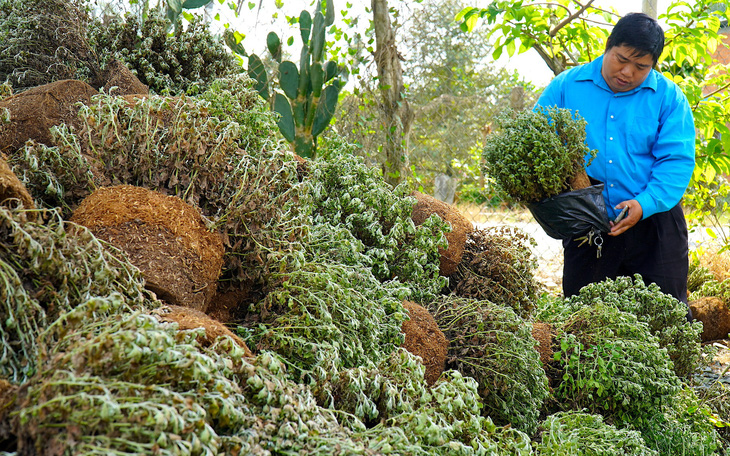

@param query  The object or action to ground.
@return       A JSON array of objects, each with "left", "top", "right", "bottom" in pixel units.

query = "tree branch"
[{"left": 550, "top": 0, "right": 595, "bottom": 37}]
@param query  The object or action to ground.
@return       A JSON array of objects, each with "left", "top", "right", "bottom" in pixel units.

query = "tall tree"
[{"left": 371, "top": 0, "right": 413, "bottom": 186}]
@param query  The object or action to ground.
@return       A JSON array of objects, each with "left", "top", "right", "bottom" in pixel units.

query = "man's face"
[{"left": 601, "top": 44, "right": 654, "bottom": 93}]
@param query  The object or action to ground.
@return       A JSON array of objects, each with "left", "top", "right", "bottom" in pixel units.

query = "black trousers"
[{"left": 562, "top": 204, "right": 689, "bottom": 305}]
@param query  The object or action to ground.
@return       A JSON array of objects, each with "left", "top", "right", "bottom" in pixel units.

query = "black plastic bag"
[{"left": 527, "top": 183, "right": 611, "bottom": 240}]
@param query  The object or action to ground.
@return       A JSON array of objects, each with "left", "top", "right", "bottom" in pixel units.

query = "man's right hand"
[{"left": 609, "top": 200, "right": 643, "bottom": 236}]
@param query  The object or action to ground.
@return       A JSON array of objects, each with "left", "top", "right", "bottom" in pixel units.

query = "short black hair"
[{"left": 606, "top": 12, "right": 665, "bottom": 65}]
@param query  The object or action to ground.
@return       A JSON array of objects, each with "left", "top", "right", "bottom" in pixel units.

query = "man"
[{"left": 535, "top": 12, "right": 696, "bottom": 305}]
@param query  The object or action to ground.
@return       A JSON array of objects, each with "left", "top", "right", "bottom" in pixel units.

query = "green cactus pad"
[
  {"left": 324, "top": 60, "right": 338, "bottom": 82},
  {"left": 223, "top": 30, "right": 246, "bottom": 56},
  {"left": 248, "top": 54, "right": 269, "bottom": 100},
  {"left": 300, "top": 10, "right": 312, "bottom": 45},
  {"left": 325, "top": 0, "right": 335, "bottom": 26},
  {"left": 267, "top": 31, "right": 282, "bottom": 62},
  {"left": 279, "top": 61, "right": 299, "bottom": 100},
  {"left": 298, "top": 47, "right": 311, "bottom": 97},
  {"left": 311, "top": 11, "right": 326, "bottom": 63},
  {"left": 274, "top": 93, "right": 295, "bottom": 142},
  {"left": 311, "top": 62, "right": 324, "bottom": 97},
  {"left": 293, "top": 98, "right": 306, "bottom": 127},
  {"left": 182, "top": 0, "right": 210, "bottom": 8},
  {"left": 312, "top": 84, "right": 339, "bottom": 137},
  {"left": 294, "top": 135, "right": 314, "bottom": 158}
]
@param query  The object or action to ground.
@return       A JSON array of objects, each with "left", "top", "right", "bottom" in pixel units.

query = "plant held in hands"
[{"left": 482, "top": 106, "right": 597, "bottom": 204}]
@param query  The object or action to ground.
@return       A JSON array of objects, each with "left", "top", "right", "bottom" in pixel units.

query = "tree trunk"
[{"left": 372, "top": 0, "right": 413, "bottom": 187}]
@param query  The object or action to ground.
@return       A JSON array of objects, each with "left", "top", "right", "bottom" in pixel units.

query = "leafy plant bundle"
[
  {"left": 88, "top": 8, "right": 240, "bottom": 95},
  {"left": 0, "top": 0, "right": 100, "bottom": 92},
  {"left": 308, "top": 152, "right": 448, "bottom": 302},
  {"left": 9, "top": 76, "right": 305, "bottom": 292},
  {"left": 535, "top": 411, "right": 657, "bottom": 456},
  {"left": 449, "top": 226, "right": 539, "bottom": 318},
  {"left": 426, "top": 295, "right": 549, "bottom": 435},
  {"left": 554, "top": 303, "right": 682, "bottom": 428},
  {"left": 482, "top": 106, "right": 597, "bottom": 203},
  {"left": 0, "top": 206, "right": 154, "bottom": 384},
  {"left": 245, "top": 244, "right": 409, "bottom": 385},
  {"left": 565, "top": 275, "right": 708, "bottom": 378}
]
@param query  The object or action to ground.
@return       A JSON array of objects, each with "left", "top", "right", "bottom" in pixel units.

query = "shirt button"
[
  {"left": 610, "top": 115, "right": 615, "bottom": 119},
  {"left": 610, "top": 184, "right": 615, "bottom": 187},
  {"left": 609, "top": 160, "right": 613, "bottom": 164},
  {"left": 609, "top": 137, "right": 614, "bottom": 141}
]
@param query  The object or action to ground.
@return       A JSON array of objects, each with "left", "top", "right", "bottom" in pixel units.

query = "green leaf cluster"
[
  {"left": 482, "top": 106, "right": 596, "bottom": 203},
  {"left": 308, "top": 152, "right": 448, "bottom": 302},
  {"left": 0, "top": 206, "right": 154, "bottom": 384},
  {"left": 88, "top": 8, "right": 240, "bottom": 95},
  {"left": 565, "top": 275, "right": 708, "bottom": 378}
]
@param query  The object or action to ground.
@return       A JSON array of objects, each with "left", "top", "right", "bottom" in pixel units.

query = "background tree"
[{"left": 371, "top": 0, "right": 413, "bottom": 186}]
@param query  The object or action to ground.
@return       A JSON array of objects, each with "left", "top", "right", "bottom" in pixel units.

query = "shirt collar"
[{"left": 575, "top": 54, "right": 658, "bottom": 95}]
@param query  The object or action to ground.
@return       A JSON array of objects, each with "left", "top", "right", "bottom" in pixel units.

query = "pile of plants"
[
  {"left": 9, "top": 74, "right": 304, "bottom": 295},
  {"left": 426, "top": 295, "right": 549, "bottom": 435},
  {"left": 0, "top": 2, "right": 727, "bottom": 450}
]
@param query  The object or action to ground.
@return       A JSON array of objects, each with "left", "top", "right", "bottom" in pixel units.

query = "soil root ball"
[
  {"left": 71, "top": 185, "right": 224, "bottom": 311},
  {"left": 99, "top": 59, "right": 149, "bottom": 96},
  {"left": 410, "top": 190, "right": 472, "bottom": 276},
  {"left": 690, "top": 296, "right": 730, "bottom": 342},
  {"left": 0, "top": 154, "right": 34, "bottom": 210},
  {"left": 401, "top": 300, "right": 447, "bottom": 386},
  {"left": 0, "top": 79, "right": 97, "bottom": 155},
  {"left": 152, "top": 304, "right": 253, "bottom": 357}
]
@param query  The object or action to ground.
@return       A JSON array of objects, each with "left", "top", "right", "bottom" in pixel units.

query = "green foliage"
[
  {"left": 638, "top": 387, "right": 721, "bottom": 456},
  {"left": 565, "top": 275, "right": 708, "bottom": 378},
  {"left": 456, "top": 1, "right": 614, "bottom": 74},
  {"left": 426, "top": 295, "right": 549, "bottom": 435},
  {"left": 694, "top": 381, "right": 730, "bottom": 453},
  {"left": 0, "top": 0, "right": 100, "bottom": 91},
  {"left": 308, "top": 152, "right": 448, "bottom": 302},
  {"left": 684, "top": 170, "right": 730, "bottom": 249},
  {"left": 248, "top": 1, "right": 345, "bottom": 158},
  {"left": 482, "top": 106, "right": 597, "bottom": 203},
  {"left": 0, "top": 206, "right": 154, "bottom": 384},
  {"left": 535, "top": 411, "right": 657, "bottom": 456},
  {"left": 554, "top": 303, "right": 682, "bottom": 428},
  {"left": 88, "top": 8, "right": 240, "bottom": 95},
  {"left": 318, "top": 351, "right": 535, "bottom": 455},
  {"left": 687, "top": 257, "right": 718, "bottom": 296}
]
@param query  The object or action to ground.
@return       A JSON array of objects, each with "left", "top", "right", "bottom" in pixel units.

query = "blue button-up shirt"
[{"left": 535, "top": 55, "right": 695, "bottom": 219}]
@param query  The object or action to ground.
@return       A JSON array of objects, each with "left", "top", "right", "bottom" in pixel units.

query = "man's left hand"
[{"left": 609, "top": 200, "right": 642, "bottom": 236}]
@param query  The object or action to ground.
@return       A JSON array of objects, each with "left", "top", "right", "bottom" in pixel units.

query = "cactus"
[{"left": 247, "top": 0, "right": 345, "bottom": 159}]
